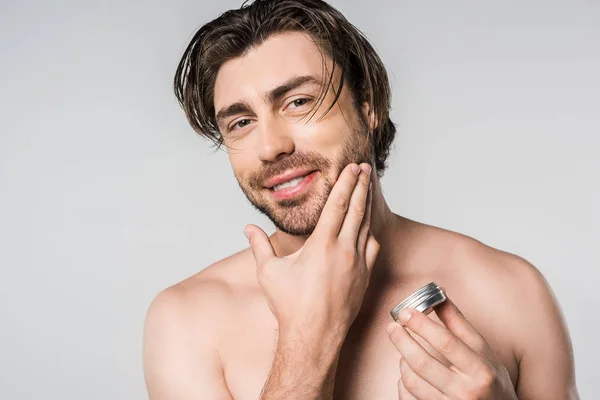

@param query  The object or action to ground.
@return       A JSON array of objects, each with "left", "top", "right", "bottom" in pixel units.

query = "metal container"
[{"left": 390, "top": 282, "right": 447, "bottom": 321}]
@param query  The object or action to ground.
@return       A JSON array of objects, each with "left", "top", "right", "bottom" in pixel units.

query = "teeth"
[{"left": 273, "top": 176, "right": 305, "bottom": 191}]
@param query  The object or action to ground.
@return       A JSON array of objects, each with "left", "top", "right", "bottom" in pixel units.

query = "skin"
[{"left": 143, "top": 31, "right": 578, "bottom": 399}]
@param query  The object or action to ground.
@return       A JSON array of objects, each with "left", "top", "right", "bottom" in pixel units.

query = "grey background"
[{"left": 1, "top": 0, "right": 598, "bottom": 398}]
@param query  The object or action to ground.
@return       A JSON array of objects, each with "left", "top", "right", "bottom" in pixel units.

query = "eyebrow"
[{"left": 215, "top": 75, "right": 322, "bottom": 127}]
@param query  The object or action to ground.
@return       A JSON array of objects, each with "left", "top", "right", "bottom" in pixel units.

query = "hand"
[
  {"left": 387, "top": 295, "right": 517, "bottom": 400},
  {"left": 245, "top": 163, "right": 380, "bottom": 346}
]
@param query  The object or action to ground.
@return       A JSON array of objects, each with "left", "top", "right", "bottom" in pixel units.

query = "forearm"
[{"left": 259, "top": 330, "right": 344, "bottom": 400}]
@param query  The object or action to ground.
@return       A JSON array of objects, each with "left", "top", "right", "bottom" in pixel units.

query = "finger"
[
  {"left": 357, "top": 178, "right": 373, "bottom": 249},
  {"left": 387, "top": 322, "right": 454, "bottom": 393},
  {"left": 397, "top": 374, "right": 418, "bottom": 400},
  {"left": 338, "top": 163, "right": 372, "bottom": 242},
  {"left": 397, "top": 307, "right": 483, "bottom": 378},
  {"left": 364, "top": 231, "right": 379, "bottom": 273},
  {"left": 244, "top": 224, "right": 276, "bottom": 266},
  {"left": 435, "top": 296, "right": 491, "bottom": 358},
  {"left": 314, "top": 163, "right": 361, "bottom": 237},
  {"left": 399, "top": 357, "right": 446, "bottom": 400}
]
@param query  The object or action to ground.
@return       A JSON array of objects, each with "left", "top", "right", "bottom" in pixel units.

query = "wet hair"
[{"left": 174, "top": 0, "right": 396, "bottom": 176}]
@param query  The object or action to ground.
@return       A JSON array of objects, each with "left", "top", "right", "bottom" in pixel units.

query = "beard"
[{"left": 235, "top": 119, "right": 374, "bottom": 236}]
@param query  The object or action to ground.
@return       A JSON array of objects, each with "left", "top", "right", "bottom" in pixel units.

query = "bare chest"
[
  {"left": 220, "top": 316, "right": 403, "bottom": 399},
  {"left": 219, "top": 296, "right": 518, "bottom": 400}
]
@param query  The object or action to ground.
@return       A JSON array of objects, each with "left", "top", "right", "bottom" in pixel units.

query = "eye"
[
  {"left": 287, "top": 98, "right": 312, "bottom": 109},
  {"left": 229, "top": 118, "right": 252, "bottom": 132}
]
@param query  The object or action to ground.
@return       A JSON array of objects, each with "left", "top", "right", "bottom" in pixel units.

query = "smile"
[
  {"left": 273, "top": 175, "right": 308, "bottom": 191},
  {"left": 268, "top": 171, "right": 319, "bottom": 200}
]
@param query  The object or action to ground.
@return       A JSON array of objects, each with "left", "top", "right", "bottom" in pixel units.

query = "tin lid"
[{"left": 390, "top": 282, "right": 446, "bottom": 321}]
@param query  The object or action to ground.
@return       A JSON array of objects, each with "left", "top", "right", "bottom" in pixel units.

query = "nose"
[{"left": 254, "top": 116, "right": 295, "bottom": 162}]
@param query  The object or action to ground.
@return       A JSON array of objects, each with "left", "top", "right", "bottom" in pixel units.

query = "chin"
[
  {"left": 271, "top": 213, "right": 319, "bottom": 236},
  {"left": 268, "top": 197, "right": 323, "bottom": 236},
  {"left": 243, "top": 174, "right": 333, "bottom": 236},
  {"left": 273, "top": 222, "right": 316, "bottom": 237}
]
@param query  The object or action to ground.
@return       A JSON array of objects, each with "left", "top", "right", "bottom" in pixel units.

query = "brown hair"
[{"left": 174, "top": 0, "right": 396, "bottom": 176}]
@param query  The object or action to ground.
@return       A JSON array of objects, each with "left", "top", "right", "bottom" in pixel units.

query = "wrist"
[
  {"left": 266, "top": 330, "right": 342, "bottom": 397},
  {"left": 277, "top": 325, "right": 345, "bottom": 365}
]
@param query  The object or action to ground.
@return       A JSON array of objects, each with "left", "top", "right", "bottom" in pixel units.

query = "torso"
[{"left": 192, "top": 218, "right": 523, "bottom": 399}]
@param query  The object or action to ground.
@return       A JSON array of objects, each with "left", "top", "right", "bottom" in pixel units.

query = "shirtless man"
[{"left": 143, "top": 0, "right": 578, "bottom": 398}]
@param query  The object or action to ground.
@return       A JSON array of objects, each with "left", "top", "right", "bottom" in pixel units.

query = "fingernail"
[
  {"left": 387, "top": 322, "right": 399, "bottom": 335},
  {"left": 361, "top": 163, "right": 371, "bottom": 174},
  {"left": 399, "top": 309, "right": 412, "bottom": 323},
  {"left": 351, "top": 164, "right": 360, "bottom": 175},
  {"left": 243, "top": 227, "right": 250, "bottom": 239}
]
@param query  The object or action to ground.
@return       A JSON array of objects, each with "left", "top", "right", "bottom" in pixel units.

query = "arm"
[
  {"left": 143, "top": 284, "right": 234, "bottom": 400},
  {"left": 512, "top": 261, "right": 578, "bottom": 399},
  {"left": 245, "top": 163, "right": 379, "bottom": 400},
  {"left": 259, "top": 330, "right": 343, "bottom": 399}
]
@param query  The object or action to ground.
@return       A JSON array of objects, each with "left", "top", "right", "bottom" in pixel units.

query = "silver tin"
[{"left": 390, "top": 282, "right": 446, "bottom": 321}]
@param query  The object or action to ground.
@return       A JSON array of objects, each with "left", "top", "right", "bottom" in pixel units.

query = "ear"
[{"left": 360, "top": 101, "right": 378, "bottom": 132}]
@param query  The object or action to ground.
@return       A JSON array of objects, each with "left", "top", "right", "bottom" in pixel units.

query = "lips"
[
  {"left": 268, "top": 170, "right": 319, "bottom": 200},
  {"left": 264, "top": 169, "right": 316, "bottom": 189}
]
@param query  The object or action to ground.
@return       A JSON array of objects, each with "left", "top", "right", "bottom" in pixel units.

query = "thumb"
[{"left": 244, "top": 224, "right": 276, "bottom": 265}]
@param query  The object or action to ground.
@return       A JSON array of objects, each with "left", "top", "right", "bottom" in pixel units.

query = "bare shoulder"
[
  {"left": 402, "top": 219, "right": 558, "bottom": 309},
  {"left": 410, "top": 220, "right": 566, "bottom": 333},
  {"left": 404, "top": 219, "right": 577, "bottom": 398},
  {"left": 145, "top": 247, "right": 255, "bottom": 333},
  {"left": 437, "top": 224, "right": 563, "bottom": 326},
  {"left": 143, "top": 248, "right": 256, "bottom": 399}
]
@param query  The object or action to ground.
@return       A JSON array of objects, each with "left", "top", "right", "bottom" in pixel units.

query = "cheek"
[
  {"left": 300, "top": 118, "right": 347, "bottom": 147},
  {"left": 293, "top": 118, "right": 347, "bottom": 159}
]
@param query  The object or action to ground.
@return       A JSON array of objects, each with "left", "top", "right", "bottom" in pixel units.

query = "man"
[{"left": 143, "top": 0, "right": 578, "bottom": 398}]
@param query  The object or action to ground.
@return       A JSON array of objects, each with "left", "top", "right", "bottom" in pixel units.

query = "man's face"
[{"left": 213, "top": 31, "right": 373, "bottom": 236}]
